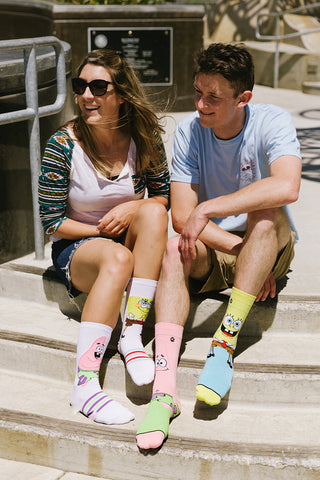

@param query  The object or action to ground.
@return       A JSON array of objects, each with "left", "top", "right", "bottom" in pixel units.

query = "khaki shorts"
[{"left": 190, "top": 230, "right": 296, "bottom": 294}]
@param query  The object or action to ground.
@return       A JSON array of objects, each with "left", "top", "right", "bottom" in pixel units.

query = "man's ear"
[{"left": 237, "top": 90, "right": 252, "bottom": 108}]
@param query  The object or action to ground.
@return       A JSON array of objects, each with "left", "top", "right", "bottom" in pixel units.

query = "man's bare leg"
[
  {"left": 234, "top": 207, "right": 291, "bottom": 295},
  {"left": 136, "top": 236, "right": 211, "bottom": 449}
]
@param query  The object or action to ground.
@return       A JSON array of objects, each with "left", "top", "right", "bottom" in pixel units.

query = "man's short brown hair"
[{"left": 194, "top": 43, "right": 255, "bottom": 97}]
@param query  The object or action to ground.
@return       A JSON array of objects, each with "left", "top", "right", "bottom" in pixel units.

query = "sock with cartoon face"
[
  {"left": 196, "top": 287, "right": 256, "bottom": 405},
  {"left": 118, "top": 278, "right": 157, "bottom": 386},
  {"left": 136, "top": 322, "right": 184, "bottom": 450},
  {"left": 70, "top": 322, "right": 134, "bottom": 424}
]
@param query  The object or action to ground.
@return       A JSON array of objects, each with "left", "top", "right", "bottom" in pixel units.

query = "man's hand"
[
  {"left": 256, "top": 272, "right": 276, "bottom": 302},
  {"left": 178, "top": 206, "right": 209, "bottom": 263}
]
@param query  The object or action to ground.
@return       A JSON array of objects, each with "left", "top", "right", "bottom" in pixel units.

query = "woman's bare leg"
[
  {"left": 118, "top": 202, "right": 169, "bottom": 385},
  {"left": 69, "top": 239, "right": 135, "bottom": 424}
]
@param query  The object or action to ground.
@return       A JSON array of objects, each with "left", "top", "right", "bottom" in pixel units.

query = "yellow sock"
[
  {"left": 196, "top": 287, "right": 256, "bottom": 406},
  {"left": 214, "top": 287, "right": 256, "bottom": 348}
]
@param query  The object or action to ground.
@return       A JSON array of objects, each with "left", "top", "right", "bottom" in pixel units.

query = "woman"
[{"left": 38, "top": 49, "right": 170, "bottom": 425}]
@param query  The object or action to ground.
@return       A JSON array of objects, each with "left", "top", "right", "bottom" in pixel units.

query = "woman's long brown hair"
[{"left": 73, "top": 49, "right": 165, "bottom": 177}]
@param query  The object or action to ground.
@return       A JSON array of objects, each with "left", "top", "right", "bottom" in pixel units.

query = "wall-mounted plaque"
[{"left": 88, "top": 27, "right": 173, "bottom": 86}]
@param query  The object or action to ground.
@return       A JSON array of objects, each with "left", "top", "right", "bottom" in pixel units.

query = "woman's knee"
[
  {"left": 99, "top": 243, "right": 134, "bottom": 278},
  {"left": 70, "top": 240, "right": 133, "bottom": 292},
  {"left": 134, "top": 202, "right": 168, "bottom": 231}
]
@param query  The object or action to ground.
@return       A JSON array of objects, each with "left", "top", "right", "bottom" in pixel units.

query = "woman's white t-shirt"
[{"left": 66, "top": 136, "right": 143, "bottom": 226}]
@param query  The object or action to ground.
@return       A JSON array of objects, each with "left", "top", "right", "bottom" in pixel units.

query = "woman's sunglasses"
[{"left": 72, "top": 78, "right": 114, "bottom": 96}]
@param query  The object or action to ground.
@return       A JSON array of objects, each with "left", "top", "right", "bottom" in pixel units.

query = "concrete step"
[
  {"left": 0, "top": 296, "right": 319, "bottom": 413},
  {"left": 0, "top": 458, "right": 112, "bottom": 480},
  {"left": 1, "top": 258, "right": 319, "bottom": 336},
  {"left": 283, "top": 13, "right": 320, "bottom": 52},
  {"left": 1, "top": 331, "right": 319, "bottom": 408},
  {"left": 245, "top": 40, "right": 310, "bottom": 91},
  {"left": 1, "top": 293, "right": 319, "bottom": 478},
  {"left": 1, "top": 370, "right": 319, "bottom": 480},
  {"left": 1, "top": 271, "right": 319, "bottom": 408},
  {"left": 0, "top": 166, "right": 319, "bottom": 479},
  {"left": 245, "top": 39, "right": 320, "bottom": 91},
  {"left": 0, "top": 259, "right": 86, "bottom": 319},
  {"left": 302, "top": 80, "right": 320, "bottom": 95},
  {"left": 1, "top": 294, "right": 319, "bottom": 364},
  {"left": 0, "top": 85, "right": 319, "bottom": 478}
]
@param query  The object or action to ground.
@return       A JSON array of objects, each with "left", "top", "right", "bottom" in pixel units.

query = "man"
[{"left": 136, "top": 43, "right": 301, "bottom": 450}]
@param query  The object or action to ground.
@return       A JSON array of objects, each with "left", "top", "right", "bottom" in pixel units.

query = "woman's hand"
[{"left": 97, "top": 201, "right": 139, "bottom": 238}]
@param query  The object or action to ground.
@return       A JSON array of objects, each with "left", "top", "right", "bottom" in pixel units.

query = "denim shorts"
[{"left": 51, "top": 237, "right": 114, "bottom": 297}]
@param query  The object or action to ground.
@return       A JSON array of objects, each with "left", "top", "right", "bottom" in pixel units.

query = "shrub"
[{"left": 57, "top": 0, "right": 168, "bottom": 5}]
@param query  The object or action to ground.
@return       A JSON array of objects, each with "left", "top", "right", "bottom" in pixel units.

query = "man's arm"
[
  {"left": 178, "top": 155, "right": 301, "bottom": 263},
  {"left": 171, "top": 181, "right": 243, "bottom": 256}
]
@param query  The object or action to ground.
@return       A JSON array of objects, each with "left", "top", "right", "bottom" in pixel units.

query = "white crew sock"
[
  {"left": 70, "top": 322, "right": 134, "bottom": 424},
  {"left": 118, "top": 278, "right": 156, "bottom": 386}
]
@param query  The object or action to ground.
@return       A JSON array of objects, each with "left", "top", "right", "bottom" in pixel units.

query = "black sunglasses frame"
[{"left": 72, "top": 78, "right": 114, "bottom": 96}]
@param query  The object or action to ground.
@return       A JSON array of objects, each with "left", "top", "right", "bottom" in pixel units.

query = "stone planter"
[
  {"left": 52, "top": 3, "right": 204, "bottom": 111},
  {"left": 0, "top": 1, "right": 205, "bottom": 111}
]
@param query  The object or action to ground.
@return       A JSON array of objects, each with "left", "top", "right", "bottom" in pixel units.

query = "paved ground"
[{"left": 1, "top": 84, "right": 320, "bottom": 478}]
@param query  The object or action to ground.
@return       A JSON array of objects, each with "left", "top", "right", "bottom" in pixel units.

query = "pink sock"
[
  {"left": 153, "top": 322, "right": 183, "bottom": 398},
  {"left": 136, "top": 322, "right": 183, "bottom": 449}
]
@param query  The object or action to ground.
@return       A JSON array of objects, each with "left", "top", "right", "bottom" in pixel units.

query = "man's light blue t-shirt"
[{"left": 171, "top": 103, "right": 301, "bottom": 235}]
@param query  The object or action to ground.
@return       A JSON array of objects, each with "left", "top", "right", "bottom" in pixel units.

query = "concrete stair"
[
  {"left": 0, "top": 88, "right": 319, "bottom": 478},
  {"left": 0, "top": 245, "right": 320, "bottom": 479},
  {"left": 302, "top": 80, "right": 320, "bottom": 95},
  {"left": 283, "top": 12, "right": 320, "bottom": 95},
  {"left": 245, "top": 12, "right": 320, "bottom": 92},
  {"left": 245, "top": 40, "right": 314, "bottom": 91},
  {"left": 283, "top": 13, "right": 320, "bottom": 52}
]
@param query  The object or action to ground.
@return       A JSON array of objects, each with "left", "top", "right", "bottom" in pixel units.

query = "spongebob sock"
[
  {"left": 136, "top": 322, "right": 183, "bottom": 450},
  {"left": 196, "top": 287, "right": 256, "bottom": 405},
  {"left": 118, "top": 278, "right": 157, "bottom": 386},
  {"left": 70, "top": 322, "right": 134, "bottom": 424}
]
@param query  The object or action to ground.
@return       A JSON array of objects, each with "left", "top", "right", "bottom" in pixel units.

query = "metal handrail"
[
  {"left": 256, "top": 2, "right": 320, "bottom": 88},
  {"left": 0, "top": 36, "right": 67, "bottom": 260}
]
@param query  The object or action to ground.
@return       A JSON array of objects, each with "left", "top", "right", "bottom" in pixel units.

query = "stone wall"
[{"left": 52, "top": 4, "right": 205, "bottom": 111}]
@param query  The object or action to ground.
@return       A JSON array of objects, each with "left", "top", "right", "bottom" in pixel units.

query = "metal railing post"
[
  {"left": 0, "top": 37, "right": 67, "bottom": 260},
  {"left": 274, "top": 16, "right": 280, "bottom": 89},
  {"left": 24, "top": 44, "right": 44, "bottom": 260}
]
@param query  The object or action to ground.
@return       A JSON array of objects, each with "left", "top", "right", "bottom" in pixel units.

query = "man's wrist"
[{"left": 197, "top": 201, "right": 212, "bottom": 221}]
